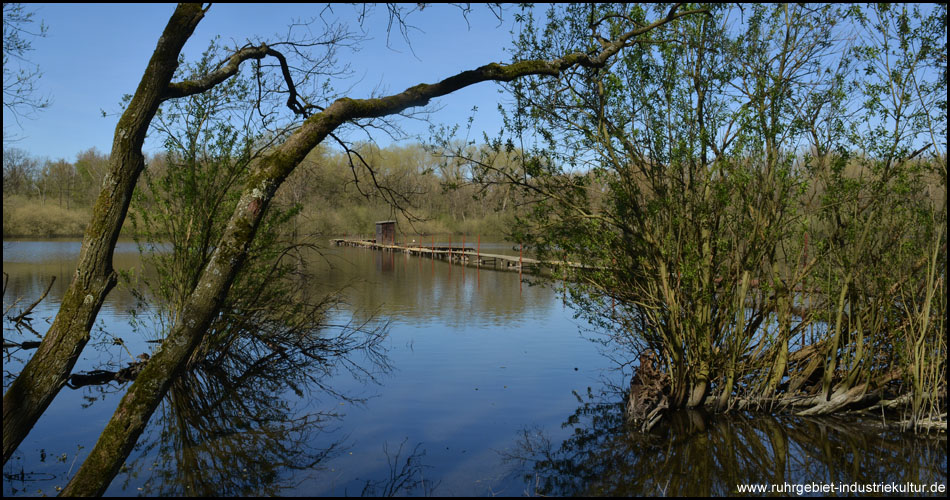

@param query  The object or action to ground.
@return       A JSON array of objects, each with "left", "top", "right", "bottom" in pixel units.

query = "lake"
[{"left": 2, "top": 239, "right": 947, "bottom": 496}]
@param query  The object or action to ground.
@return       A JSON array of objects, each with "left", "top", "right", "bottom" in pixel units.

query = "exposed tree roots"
[
  {"left": 624, "top": 352, "right": 670, "bottom": 432},
  {"left": 624, "top": 352, "right": 946, "bottom": 435}
]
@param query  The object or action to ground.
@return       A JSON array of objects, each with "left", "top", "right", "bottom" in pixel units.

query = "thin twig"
[{"left": 10, "top": 275, "right": 55, "bottom": 326}]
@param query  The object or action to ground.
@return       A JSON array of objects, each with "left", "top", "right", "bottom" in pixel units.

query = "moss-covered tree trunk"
[
  {"left": 822, "top": 277, "right": 851, "bottom": 401},
  {"left": 717, "top": 271, "right": 751, "bottom": 411},
  {"left": 1, "top": 4, "right": 206, "bottom": 466},
  {"left": 762, "top": 292, "right": 791, "bottom": 399}
]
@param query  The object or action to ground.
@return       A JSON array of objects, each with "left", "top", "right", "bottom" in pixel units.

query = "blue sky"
[{"left": 3, "top": 4, "right": 519, "bottom": 161}]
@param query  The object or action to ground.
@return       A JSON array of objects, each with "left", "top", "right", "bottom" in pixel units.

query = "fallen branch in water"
[
  {"left": 66, "top": 359, "right": 148, "bottom": 389},
  {"left": 2, "top": 340, "right": 42, "bottom": 350}
]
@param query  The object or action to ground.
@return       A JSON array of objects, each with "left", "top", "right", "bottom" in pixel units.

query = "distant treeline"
[
  {"left": 3, "top": 147, "right": 108, "bottom": 237},
  {"left": 1, "top": 142, "right": 527, "bottom": 238}
]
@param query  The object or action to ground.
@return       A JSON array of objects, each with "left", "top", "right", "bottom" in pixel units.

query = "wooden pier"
[{"left": 331, "top": 238, "right": 546, "bottom": 273}]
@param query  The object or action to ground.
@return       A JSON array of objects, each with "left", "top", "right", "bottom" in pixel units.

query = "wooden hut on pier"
[{"left": 375, "top": 220, "right": 396, "bottom": 245}]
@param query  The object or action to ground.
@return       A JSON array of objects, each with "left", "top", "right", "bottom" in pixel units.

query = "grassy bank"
[
  {"left": 1, "top": 196, "right": 143, "bottom": 238},
  {"left": 2, "top": 193, "right": 515, "bottom": 241},
  {"left": 2, "top": 196, "right": 92, "bottom": 238}
]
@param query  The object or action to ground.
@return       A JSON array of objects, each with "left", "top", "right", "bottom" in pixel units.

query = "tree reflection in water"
[
  {"left": 358, "top": 438, "right": 440, "bottom": 497},
  {"left": 505, "top": 389, "right": 948, "bottom": 497},
  {"left": 115, "top": 316, "right": 390, "bottom": 496}
]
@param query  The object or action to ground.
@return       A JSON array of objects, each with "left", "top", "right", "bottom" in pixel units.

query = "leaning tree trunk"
[
  {"left": 1, "top": 3, "right": 207, "bottom": 466},
  {"left": 61, "top": 7, "right": 710, "bottom": 494}
]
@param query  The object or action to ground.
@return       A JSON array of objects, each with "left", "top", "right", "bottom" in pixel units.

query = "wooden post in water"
[{"left": 519, "top": 243, "right": 523, "bottom": 294}]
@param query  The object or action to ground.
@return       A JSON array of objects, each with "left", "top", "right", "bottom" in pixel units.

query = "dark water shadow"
[
  {"left": 107, "top": 311, "right": 392, "bottom": 496},
  {"left": 503, "top": 390, "right": 948, "bottom": 497},
  {"left": 3, "top": 313, "right": 391, "bottom": 496},
  {"left": 113, "top": 366, "right": 342, "bottom": 495}
]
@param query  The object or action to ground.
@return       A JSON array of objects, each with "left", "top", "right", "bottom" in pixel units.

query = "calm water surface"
[{"left": 2, "top": 240, "right": 946, "bottom": 496}]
